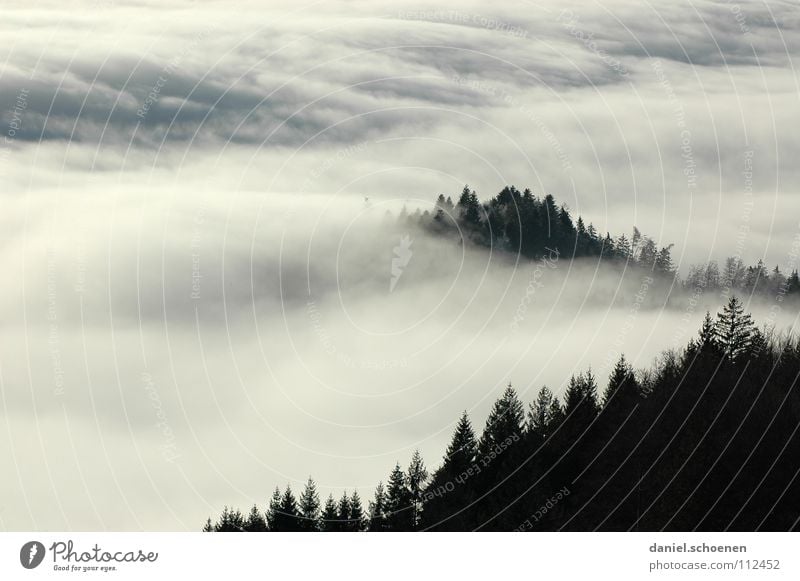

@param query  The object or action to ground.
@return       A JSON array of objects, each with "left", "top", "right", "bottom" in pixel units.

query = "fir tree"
[
  {"left": 443, "top": 412, "right": 478, "bottom": 470},
  {"left": 244, "top": 504, "right": 267, "bottom": 532},
  {"left": 385, "top": 463, "right": 412, "bottom": 531},
  {"left": 216, "top": 506, "right": 245, "bottom": 532},
  {"left": 277, "top": 486, "right": 301, "bottom": 532},
  {"left": 527, "top": 385, "right": 555, "bottom": 439},
  {"left": 336, "top": 492, "right": 352, "bottom": 532},
  {"left": 349, "top": 491, "right": 366, "bottom": 532},
  {"left": 714, "top": 296, "right": 756, "bottom": 360},
  {"left": 320, "top": 494, "right": 339, "bottom": 532},
  {"left": 406, "top": 450, "right": 429, "bottom": 530},
  {"left": 266, "top": 487, "right": 282, "bottom": 531},
  {"left": 478, "top": 384, "right": 525, "bottom": 457},
  {"left": 368, "top": 482, "right": 388, "bottom": 532},
  {"left": 298, "top": 477, "right": 321, "bottom": 531},
  {"left": 457, "top": 185, "right": 481, "bottom": 225}
]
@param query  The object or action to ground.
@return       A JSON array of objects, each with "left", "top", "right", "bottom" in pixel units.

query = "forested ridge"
[
  {"left": 203, "top": 296, "right": 800, "bottom": 532},
  {"left": 395, "top": 186, "right": 800, "bottom": 298}
]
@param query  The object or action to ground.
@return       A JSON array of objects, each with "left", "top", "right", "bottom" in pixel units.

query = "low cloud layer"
[{"left": 1, "top": 0, "right": 799, "bottom": 530}]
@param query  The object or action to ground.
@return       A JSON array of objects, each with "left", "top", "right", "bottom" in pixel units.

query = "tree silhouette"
[
  {"left": 244, "top": 504, "right": 267, "bottom": 532},
  {"left": 368, "top": 482, "right": 388, "bottom": 532},
  {"left": 385, "top": 463, "right": 412, "bottom": 531},
  {"left": 298, "top": 477, "right": 321, "bottom": 531},
  {"left": 320, "top": 494, "right": 339, "bottom": 532},
  {"left": 714, "top": 296, "right": 756, "bottom": 360}
]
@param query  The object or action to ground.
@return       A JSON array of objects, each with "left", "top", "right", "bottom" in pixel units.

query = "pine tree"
[
  {"left": 320, "top": 494, "right": 339, "bottom": 532},
  {"left": 443, "top": 412, "right": 477, "bottom": 470},
  {"left": 335, "top": 492, "right": 352, "bottom": 532},
  {"left": 406, "top": 450, "right": 429, "bottom": 530},
  {"left": 527, "top": 385, "right": 555, "bottom": 439},
  {"left": 266, "top": 487, "right": 282, "bottom": 531},
  {"left": 615, "top": 234, "right": 631, "bottom": 260},
  {"left": 202, "top": 517, "right": 214, "bottom": 532},
  {"left": 244, "top": 504, "right": 267, "bottom": 532},
  {"left": 368, "top": 482, "right": 388, "bottom": 531},
  {"left": 298, "top": 477, "right": 321, "bottom": 531},
  {"left": 656, "top": 245, "right": 675, "bottom": 274},
  {"left": 478, "top": 384, "right": 525, "bottom": 458},
  {"left": 602, "top": 356, "right": 639, "bottom": 408},
  {"left": 349, "top": 491, "right": 366, "bottom": 532},
  {"left": 563, "top": 371, "right": 599, "bottom": 428},
  {"left": 787, "top": 270, "right": 800, "bottom": 294},
  {"left": 216, "top": 506, "right": 245, "bottom": 532},
  {"left": 548, "top": 396, "right": 565, "bottom": 430},
  {"left": 714, "top": 296, "right": 756, "bottom": 360},
  {"left": 457, "top": 185, "right": 481, "bottom": 225},
  {"left": 602, "top": 356, "right": 641, "bottom": 428},
  {"left": 278, "top": 486, "right": 301, "bottom": 532},
  {"left": 385, "top": 463, "right": 412, "bottom": 531}
]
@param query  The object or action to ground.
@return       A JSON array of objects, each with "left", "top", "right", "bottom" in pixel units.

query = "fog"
[{"left": 1, "top": 0, "right": 799, "bottom": 529}]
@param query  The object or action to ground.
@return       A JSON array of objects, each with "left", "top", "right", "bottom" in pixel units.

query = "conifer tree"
[
  {"left": 563, "top": 371, "right": 599, "bottom": 428},
  {"left": 298, "top": 477, "right": 321, "bottom": 531},
  {"left": 443, "top": 411, "right": 478, "bottom": 470},
  {"left": 277, "top": 486, "right": 301, "bottom": 532},
  {"left": 368, "top": 482, "right": 388, "bottom": 532},
  {"left": 336, "top": 491, "right": 352, "bottom": 532},
  {"left": 527, "top": 386, "right": 555, "bottom": 439},
  {"left": 601, "top": 356, "right": 641, "bottom": 432},
  {"left": 548, "top": 396, "right": 565, "bottom": 430},
  {"left": 244, "top": 504, "right": 267, "bottom": 532},
  {"left": 478, "top": 384, "right": 525, "bottom": 457},
  {"left": 320, "top": 494, "right": 339, "bottom": 532},
  {"left": 406, "top": 450, "right": 429, "bottom": 530},
  {"left": 385, "top": 463, "right": 412, "bottom": 531},
  {"left": 349, "top": 491, "right": 366, "bottom": 532},
  {"left": 602, "top": 356, "right": 640, "bottom": 409},
  {"left": 216, "top": 506, "right": 245, "bottom": 532},
  {"left": 714, "top": 296, "right": 756, "bottom": 360},
  {"left": 266, "top": 487, "right": 282, "bottom": 531},
  {"left": 457, "top": 185, "right": 481, "bottom": 225},
  {"left": 698, "top": 311, "right": 717, "bottom": 349}
]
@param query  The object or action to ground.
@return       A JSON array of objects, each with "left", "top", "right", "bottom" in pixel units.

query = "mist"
[{"left": 1, "top": 0, "right": 799, "bottom": 530}]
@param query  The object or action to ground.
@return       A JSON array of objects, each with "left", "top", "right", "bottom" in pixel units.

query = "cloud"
[{"left": 1, "top": 0, "right": 799, "bottom": 530}]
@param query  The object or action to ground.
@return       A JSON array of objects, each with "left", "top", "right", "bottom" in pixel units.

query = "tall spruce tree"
[
  {"left": 714, "top": 296, "right": 756, "bottom": 360},
  {"left": 444, "top": 412, "right": 478, "bottom": 470},
  {"left": 478, "top": 384, "right": 525, "bottom": 458},
  {"left": 320, "top": 494, "right": 339, "bottom": 532},
  {"left": 216, "top": 506, "right": 245, "bottom": 532},
  {"left": 244, "top": 504, "right": 267, "bottom": 532},
  {"left": 277, "top": 486, "right": 301, "bottom": 532},
  {"left": 349, "top": 491, "right": 366, "bottom": 532},
  {"left": 266, "top": 487, "right": 282, "bottom": 531},
  {"left": 527, "top": 386, "right": 555, "bottom": 440},
  {"left": 298, "top": 477, "right": 321, "bottom": 531},
  {"left": 368, "top": 482, "right": 388, "bottom": 531},
  {"left": 406, "top": 450, "right": 429, "bottom": 530},
  {"left": 385, "top": 463, "right": 412, "bottom": 531},
  {"left": 336, "top": 492, "right": 352, "bottom": 532}
]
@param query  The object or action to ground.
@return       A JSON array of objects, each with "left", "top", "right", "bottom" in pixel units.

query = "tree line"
[
  {"left": 394, "top": 185, "right": 800, "bottom": 297},
  {"left": 204, "top": 296, "right": 800, "bottom": 531}
]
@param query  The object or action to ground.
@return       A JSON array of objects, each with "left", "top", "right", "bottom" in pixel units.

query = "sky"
[{"left": 1, "top": 0, "right": 799, "bottom": 530}]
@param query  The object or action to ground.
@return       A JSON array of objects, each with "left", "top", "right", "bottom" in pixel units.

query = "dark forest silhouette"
[
  {"left": 204, "top": 295, "right": 800, "bottom": 532},
  {"left": 202, "top": 186, "right": 800, "bottom": 531},
  {"left": 398, "top": 186, "right": 799, "bottom": 297}
]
